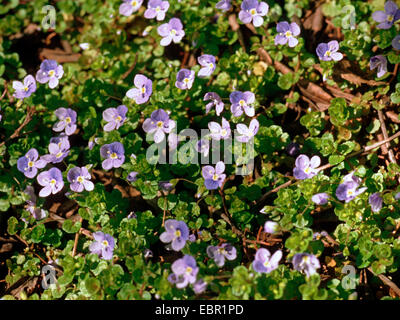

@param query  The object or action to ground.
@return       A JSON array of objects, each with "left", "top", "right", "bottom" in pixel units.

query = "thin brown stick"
[
  {"left": 72, "top": 217, "right": 83, "bottom": 257},
  {"left": 378, "top": 110, "right": 397, "bottom": 165},
  {"left": 121, "top": 52, "right": 139, "bottom": 80},
  {"left": 0, "top": 106, "right": 35, "bottom": 148}
]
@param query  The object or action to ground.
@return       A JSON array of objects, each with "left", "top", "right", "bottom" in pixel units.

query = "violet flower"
[
  {"left": 311, "top": 193, "right": 329, "bottom": 205},
  {"left": 230, "top": 91, "right": 255, "bottom": 117},
  {"left": 89, "top": 232, "right": 115, "bottom": 260},
  {"left": 12, "top": 75, "right": 36, "bottom": 100},
  {"left": 119, "top": 0, "right": 143, "bottom": 16},
  {"left": 126, "top": 74, "right": 152, "bottom": 104},
  {"left": 274, "top": 21, "right": 301, "bottom": 48},
  {"left": 157, "top": 18, "right": 185, "bottom": 46},
  {"left": 286, "top": 142, "right": 300, "bottom": 156},
  {"left": 53, "top": 108, "right": 77, "bottom": 136},
  {"left": 102, "top": 105, "right": 128, "bottom": 132},
  {"left": 204, "top": 92, "right": 224, "bottom": 115},
  {"left": 193, "top": 279, "right": 207, "bottom": 294},
  {"left": 127, "top": 171, "right": 139, "bottom": 182},
  {"left": 369, "top": 192, "right": 383, "bottom": 213},
  {"left": 372, "top": 1, "right": 400, "bottom": 29},
  {"left": 168, "top": 255, "right": 198, "bottom": 289},
  {"left": 264, "top": 221, "right": 279, "bottom": 234},
  {"left": 239, "top": 0, "right": 269, "bottom": 27},
  {"left": 209, "top": 117, "right": 231, "bottom": 140},
  {"left": 235, "top": 119, "right": 259, "bottom": 143},
  {"left": 144, "top": 0, "right": 169, "bottom": 21},
  {"left": 100, "top": 142, "right": 125, "bottom": 170},
  {"left": 202, "top": 161, "right": 226, "bottom": 190},
  {"left": 195, "top": 139, "right": 210, "bottom": 157},
  {"left": 252, "top": 248, "right": 282, "bottom": 274},
  {"left": 142, "top": 109, "right": 176, "bottom": 143},
  {"left": 370, "top": 55, "right": 388, "bottom": 78},
  {"left": 292, "top": 253, "right": 320, "bottom": 278},
  {"left": 37, "top": 167, "right": 64, "bottom": 197},
  {"left": 198, "top": 54, "right": 216, "bottom": 78},
  {"left": 41, "top": 136, "right": 70, "bottom": 164},
  {"left": 175, "top": 68, "right": 195, "bottom": 90},
  {"left": 206, "top": 243, "right": 237, "bottom": 267},
  {"left": 17, "top": 148, "right": 47, "bottom": 178},
  {"left": 293, "top": 155, "right": 320, "bottom": 180},
  {"left": 24, "top": 186, "right": 46, "bottom": 220},
  {"left": 160, "top": 219, "right": 189, "bottom": 251},
  {"left": 393, "top": 35, "right": 400, "bottom": 50},
  {"left": 35, "top": 59, "right": 64, "bottom": 89},
  {"left": 216, "top": 0, "right": 231, "bottom": 11},
  {"left": 67, "top": 167, "right": 94, "bottom": 192},
  {"left": 336, "top": 172, "right": 367, "bottom": 203},
  {"left": 316, "top": 41, "right": 343, "bottom": 61}
]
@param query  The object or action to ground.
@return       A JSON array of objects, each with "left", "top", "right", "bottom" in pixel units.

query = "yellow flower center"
[
  {"left": 239, "top": 99, "right": 245, "bottom": 106},
  {"left": 50, "top": 179, "right": 56, "bottom": 185},
  {"left": 347, "top": 189, "right": 354, "bottom": 196},
  {"left": 28, "top": 161, "right": 34, "bottom": 167},
  {"left": 186, "top": 267, "right": 192, "bottom": 273},
  {"left": 325, "top": 50, "right": 331, "bottom": 57},
  {"left": 184, "top": 78, "right": 190, "bottom": 83},
  {"left": 175, "top": 230, "right": 181, "bottom": 238},
  {"left": 156, "top": 6, "right": 160, "bottom": 12},
  {"left": 65, "top": 117, "right": 71, "bottom": 124},
  {"left": 131, "top": 0, "right": 137, "bottom": 6},
  {"left": 116, "top": 116, "right": 122, "bottom": 122},
  {"left": 264, "top": 260, "right": 270, "bottom": 267},
  {"left": 24, "top": 86, "right": 29, "bottom": 92},
  {"left": 77, "top": 176, "right": 84, "bottom": 183},
  {"left": 285, "top": 31, "right": 292, "bottom": 37},
  {"left": 212, "top": 174, "right": 219, "bottom": 181},
  {"left": 110, "top": 152, "right": 118, "bottom": 159},
  {"left": 208, "top": 63, "right": 214, "bottom": 69},
  {"left": 171, "top": 29, "right": 176, "bottom": 35},
  {"left": 141, "top": 87, "right": 146, "bottom": 94},
  {"left": 48, "top": 70, "right": 55, "bottom": 77},
  {"left": 220, "top": 129, "right": 227, "bottom": 136},
  {"left": 56, "top": 152, "right": 63, "bottom": 158},
  {"left": 102, "top": 240, "right": 109, "bottom": 247},
  {"left": 302, "top": 256, "right": 309, "bottom": 263},
  {"left": 157, "top": 121, "right": 164, "bottom": 128},
  {"left": 304, "top": 167, "right": 311, "bottom": 174},
  {"left": 250, "top": 9, "right": 256, "bottom": 15},
  {"left": 387, "top": 15, "right": 394, "bottom": 22}
]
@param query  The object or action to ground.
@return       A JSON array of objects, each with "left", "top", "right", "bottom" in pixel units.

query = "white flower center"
[
  {"left": 285, "top": 31, "right": 292, "bottom": 38},
  {"left": 48, "top": 70, "right": 55, "bottom": 77},
  {"left": 170, "top": 29, "right": 177, "bottom": 36},
  {"left": 250, "top": 9, "right": 256, "bottom": 15},
  {"left": 220, "top": 129, "right": 227, "bottom": 136},
  {"left": 131, "top": 0, "right": 138, "bottom": 7}
]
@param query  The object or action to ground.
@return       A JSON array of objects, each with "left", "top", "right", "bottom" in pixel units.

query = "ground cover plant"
[{"left": 0, "top": 0, "right": 400, "bottom": 300}]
